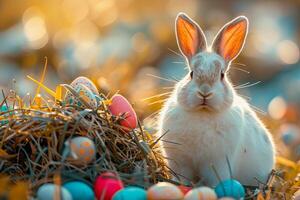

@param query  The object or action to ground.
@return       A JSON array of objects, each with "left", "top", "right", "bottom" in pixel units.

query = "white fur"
[
  {"left": 158, "top": 14, "right": 275, "bottom": 187},
  {"left": 158, "top": 89, "right": 275, "bottom": 186}
]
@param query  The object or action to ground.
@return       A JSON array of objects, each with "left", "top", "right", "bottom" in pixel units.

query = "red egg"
[
  {"left": 108, "top": 94, "right": 137, "bottom": 131},
  {"left": 178, "top": 185, "right": 192, "bottom": 195},
  {"left": 94, "top": 172, "right": 124, "bottom": 200}
]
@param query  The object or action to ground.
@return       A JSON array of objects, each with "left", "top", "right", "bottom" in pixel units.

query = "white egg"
[
  {"left": 37, "top": 183, "right": 72, "bottom": 200},
  {"left": 184, "top": 186, "right": 217, "bottom": 200}
]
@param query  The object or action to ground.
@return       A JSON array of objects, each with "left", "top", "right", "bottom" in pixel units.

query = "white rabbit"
[{"left": 158, "top": 13, "right": 275, "bottom": 187}]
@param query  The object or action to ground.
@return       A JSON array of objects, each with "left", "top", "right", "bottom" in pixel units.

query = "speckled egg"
[
  {"left": 94, "top": 172, "right": 124, "bottom": 200},
  {"left": 37, "top": 183, "right": 72, "bottom": 200},
  {"left": 70, "top": 76, "right": 98, "bottom": 95},
  {"left": 65, "top": 83, "right": 98, "bottom": 110},
  {"left": 67, "top": 137, "right": 96, "bottom": 164},
  {"left": 215, "top": 179, "right": 245, "bottom": 200},
  {"left": 112, "top": 186, "right": 147, "bottom": 200},
  {"left": 184, "top": 186, "right": 217, "bottom": 200},
  {"left": 147, "top": 182, "right": 184, "bottom": 200},
  {"left": 63, "top": 181, "right": 94, "bottom": 200},
  {"left": 108, "top": 94, "right": 137, "bottom": 131}
]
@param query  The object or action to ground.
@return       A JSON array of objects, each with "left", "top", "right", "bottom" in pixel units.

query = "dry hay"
[{"left": 0, "top": 88, "right": 170, "bottom": 194}]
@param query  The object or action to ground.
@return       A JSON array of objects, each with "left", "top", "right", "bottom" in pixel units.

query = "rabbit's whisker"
[
  {"left": 142, "top": 92, "right": 173, "bottom": 101},
  {"left": 143, "top": 110, "right": 161, "bottom": 122},
  {"left": 230, "top": 66, "right": 250, "bottom": 74},
  {"left": 168, "top": 48, "right": 184, "bottom": 58},
  {"left": 231, "top": 62, "right": 246, "bottom": 67},
  {"left": 172, "top": 61, "right": 185, "bottom": 64},
  {"left": 147, "top": 99, "right": 169, "bottom": 106},
  {"left": 234, "top": 81, "right": 261, "bottom": 89},
  {"left": 147, "top": 74, "right": 179, "bottom": 83},
  {"left": 249, "top": 104, "right": 267, "bottom": 115}
]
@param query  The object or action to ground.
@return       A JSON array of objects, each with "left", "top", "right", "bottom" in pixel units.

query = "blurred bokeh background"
[{"left": 0, "top": 0, "right": 299, "bottom": 159}]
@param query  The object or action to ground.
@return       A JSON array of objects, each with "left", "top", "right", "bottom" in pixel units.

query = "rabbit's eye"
[
  {"left": 221, "top": 72, "right": 225, "bottom": 80},
  {"left": 190, "top": 71, "right": 193, "bottom": 79}
]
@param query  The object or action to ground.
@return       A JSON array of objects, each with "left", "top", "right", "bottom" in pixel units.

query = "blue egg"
[
  {"left": 63, "top": 181, "right": 94, "bottom": 200},
  {"left": 37, "top": 183, "right": 72, "bottom": 200},
  {"left": 112, "top": 186, "right": 147, "bottom": 200},
  {"left": 215, "top": 179, "right": 245, "bottom": 200}
]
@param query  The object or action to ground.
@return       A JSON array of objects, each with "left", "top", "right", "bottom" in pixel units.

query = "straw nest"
[{"left": 0, "top": 89, "right": 170, "bottom": 193}]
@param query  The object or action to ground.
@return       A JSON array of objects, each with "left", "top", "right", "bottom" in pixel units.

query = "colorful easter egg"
[
  {"left": 108, "top": 94, "right": 137, "bottom": 131},
  {"left": 67, "top": 137, "right": 96, "bottom": 164},
  {"left": 37, "top": 183, "right": 72, "bottom": 200},
  {"left": 147, "top": 182, "right": 184, "bottom": 200},
  {"left": 71, "top": 76, "right": 98, "bottom": 95},
  {"left": 178, "top": 185, "right": 192, "bottom": 195},
  {"left": 65, "top": 84, "right": 98, "bottom": 109},
  {"left": 112, "top": 186, "right": 147, "bottom": 200},
  {"left": 94, "top": 172, "right": 124, "bottom": 200},
  {"left": 63, "top": 181, "right": 94, "bottom": 200},
  {"left": 215, "top": 179, "right": 245, "bottom": 200},
  {"left": 184, "top": 186, "right": 217, "bottom": 200}
]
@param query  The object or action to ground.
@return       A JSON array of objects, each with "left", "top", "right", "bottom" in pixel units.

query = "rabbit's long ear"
[
  {"left": 176, "top": 13, "right": 207, "bottom": 60},
  {"left": 211, "top": 16, "right": 248, "bottom": 63}
]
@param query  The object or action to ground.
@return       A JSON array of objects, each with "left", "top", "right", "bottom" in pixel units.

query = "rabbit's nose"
[{"left": 198, "top": 91, "right": 213, "bottom": 99}]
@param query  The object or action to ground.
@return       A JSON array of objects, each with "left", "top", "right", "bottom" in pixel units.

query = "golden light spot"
[{"left": 268, "top": 96, "right": 287, "bottom": 120}]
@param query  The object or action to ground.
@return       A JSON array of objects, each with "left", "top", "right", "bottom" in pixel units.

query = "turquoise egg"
[
  {"left": 37, "top": 183, "right": 72, "bottom": 200},
  {"left": 64, "top": 181, "right": 94, "bottom": 200},
  {"left": 215, "top": 179, "right": 245, "bottom": 200},
  {"left": 112, "top": 186, "right": 147, "bottom": 200}
]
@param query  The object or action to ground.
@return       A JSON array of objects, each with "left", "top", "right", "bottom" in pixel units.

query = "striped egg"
[
  {"left": 147, "top": 182, "right": 184, "bottom": 200},
  {"left": 71, "top": 76, "right": 98, "bottom": 95},
  {"left": 184, "top": 187, "right": 217, "bottom": 200},
  {"left": 67, "top": 136, "right": 96, "bottom": 164}
]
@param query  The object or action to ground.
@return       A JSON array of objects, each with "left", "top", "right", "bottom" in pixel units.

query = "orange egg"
[
  {"left": 108, "top": 94, "right": 137, "bottom": 132},
  {"left": 147, "top": 182, "right": 184, "bottom": 200}
]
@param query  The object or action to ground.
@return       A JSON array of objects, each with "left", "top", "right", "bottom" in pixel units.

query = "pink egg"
[
  {"left": 178, "top": 185, "right": 192, "bottom": 195},
  {"left": 108, "top": 94, "right": 137, "bottom": 131},
  {"left": 94, "top": 172, "right": 124, "bottom": 200},
  {"left": 147, "top": 182, "right": 184, "bottom": 200}
]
